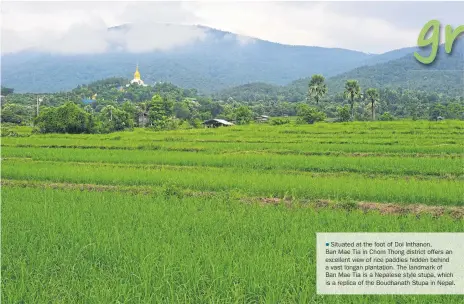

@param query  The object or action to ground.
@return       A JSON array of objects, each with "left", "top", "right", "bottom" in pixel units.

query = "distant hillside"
[
  {"left": 286, "top": 41, "right": 464, "bottom": 98},
  {"left": 215, "top": 41, "right": 464, "bottom": 102},
  {"left": 1, "top": 24, "right": 378, "bottom": 94},
  {"left": 4, "top": 23, "right": 462, "bottom": 97}
]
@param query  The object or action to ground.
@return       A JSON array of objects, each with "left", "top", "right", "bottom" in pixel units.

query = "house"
[
  {"left": 203, "top": 119, "right": 234, "bottom": 128},
  {"left": 255, "top": 115, "right": 270, "bottom": 123}
]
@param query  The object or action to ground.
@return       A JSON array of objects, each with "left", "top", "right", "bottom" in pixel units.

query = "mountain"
[
  {"left": 4, "top": 23, "right": 462, "bottom": 97},
  {"left": 327, "top": 39, "right": 464, "bottom": 96},
  {"left": 286, "top": 40, "right": 464, "bottom": 96},
  {"left": 213, "top": 40, "right": 464, "bottom": 102},
  {"left": 2, "top": 24, "right": 378, "bottom": 93}
]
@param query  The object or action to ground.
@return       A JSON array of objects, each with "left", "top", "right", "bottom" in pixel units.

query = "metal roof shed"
[{"left": 203, "top": 119, "right": 235, "bottom": 128}]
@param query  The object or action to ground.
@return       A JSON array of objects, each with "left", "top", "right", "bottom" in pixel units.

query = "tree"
[
  {"left": 1, "top": 86, "right": 14, "bottom": 96},
  {"left": 99, "top": 106, "right": 134, "bottom": 133},
  {"left": 1, "top": 103, "right": 31, "bottom": 124},
  {"left": 445, "top": 102, "right": 464, "bottom": 120},
  {"left": 121, "top": 101, "right": 138, "bottom": 122},
  {"left": 35, "top": 102, "right": 96, "bottom": 134},
  {"left": 379, "top": 112, "right": 394, "bottom": 121},
  {"left": 297, "top": 104, "right": 326, "bottom": 124},
  {"left": 148, "top": 94, "right": 175, "bottom": 130},
  {"left": 336, "top": 105, "right": 351, "bottom": 122},
  {"left": 365, "top": 88, "right": 380, "bottom": 120},
  {"left": 83, "top": 105, "right": 94, "bottom": 114},
  {"left": 344, "top": 80, "right": 361, "bottom": 119},
  {"left": 220, "top": 104, "right": 235, "bottom": 121},
  {"left": 429, "top": 104, "right": 447, "bottom": 121},
  {"left": 307, "top": 75, "right": 328, "bottom": 105},
  {"left": 233, "top": 106, "right": 253, "bottom": 125},
  {"left": 174, "top": 101, "right": 191, "bottom": 120}
]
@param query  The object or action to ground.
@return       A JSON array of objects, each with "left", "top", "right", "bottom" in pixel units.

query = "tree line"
[
  {"left": 1, "top": 75, "right": 463, "bottom": 134},
  {"left": 301, "top": 75, "right": 463, "bottom": 123}
]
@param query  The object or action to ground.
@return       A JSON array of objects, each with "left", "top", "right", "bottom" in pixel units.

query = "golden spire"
[{"left": 134, "top": 64, "right": 141, "bottom": 80}]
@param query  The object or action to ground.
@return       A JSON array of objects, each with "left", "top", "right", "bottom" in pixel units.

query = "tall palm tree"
[
  {"left": 308, "top": 74, "right": 328, "bottom": 105},
  {"left": 365, "top": 88, "right": 380, "bottom": 120},
  {"left": 344, "top": 80, "right": 361, "bottom": 119}
]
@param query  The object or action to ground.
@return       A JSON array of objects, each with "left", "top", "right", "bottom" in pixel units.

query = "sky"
[{"left": 1, "top": 1, "right": 464, "bottom": 55}]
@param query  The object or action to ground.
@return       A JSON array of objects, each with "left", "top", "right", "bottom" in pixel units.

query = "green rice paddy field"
[{"left": 2, "top": 120, "right": 464, "bottom": 303}]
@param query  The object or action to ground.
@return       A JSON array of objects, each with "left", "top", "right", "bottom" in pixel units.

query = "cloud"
[
  {"left": 1, "top": 1, "right": 462, "bottom": 55},
  {"left": 110, "top": 23, "right": 207, "bottom": 53},
  {"left": 324, "top": 2, "right": 464, "bottom": 30},
  {"left": 185, "top": 2, "right": 418, "bottom": 53},
  {"left": 1, "top": 2, "right": 207, "bottom": 54}
]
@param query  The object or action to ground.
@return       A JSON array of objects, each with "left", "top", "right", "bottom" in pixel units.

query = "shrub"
[
  {"left": 98, "top": 106, "right": 134, "bottom": 133},
  {"left": 270, "top": 118, "right": 290, "bottom": 125},
  {"left": 296, "top": 104, "right": 326, "bottom": 124},
  {"left": 34, "top": 102, "right": 96, "bottom": 134},
  {"left": 234, "top": 106, "right": 254, "bottom": 125},
  {"left": 379, "top": 112, "right": 395, "bottom": 121},
  {"left": 189, "top": 118, "right": 203, "bottom": 128},
  {"left": 429, "top": 104, "right": 447, "bottom": 121},
  {"left": 336, "top": 105, "right": 351, "bottom": 122}
]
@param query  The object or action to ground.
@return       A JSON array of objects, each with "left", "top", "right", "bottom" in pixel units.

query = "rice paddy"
[{"left": 2, "top": 120, "right": 464, "bottom": 303}]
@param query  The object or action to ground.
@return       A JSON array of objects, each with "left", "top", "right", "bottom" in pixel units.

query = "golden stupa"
[
  {"left": 128, "top": 64, "right": 147, "bottom": 86},
  {"left": 134, "top": 65, "right": 141, "bottom": 80}
]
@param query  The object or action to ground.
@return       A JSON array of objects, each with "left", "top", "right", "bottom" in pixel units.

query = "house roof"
[{"left": 203, "top": 119, "right": 234, "bottom": 126}]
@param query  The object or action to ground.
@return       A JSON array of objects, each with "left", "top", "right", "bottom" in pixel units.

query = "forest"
[{"left": 1, "top": 72, "right": 463, "bottom": 134}]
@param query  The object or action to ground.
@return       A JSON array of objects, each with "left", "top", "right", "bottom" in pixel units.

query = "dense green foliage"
[
  {"left": 296, "top": 104, "right": 326, "bottom": 124},
  {"left": 35, "top": 102, "right": 97, "bottom": 134},
  {"left": 1, "top": 86, "right": 14, "bottom": 96},
  {"left": 4, "top": 77, "right": 463, "bottom": 131},
  {"left": 336, "top": 105, "right": 351, "bottom": 122}
]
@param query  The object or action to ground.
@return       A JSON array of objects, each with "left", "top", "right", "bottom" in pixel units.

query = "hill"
[
  {"left": 215, "top": 40, "right": 464, "bottom": 102},
  {"left": 310, "top": 40, "right": 463, "bottom": 94},
  {"left": 3, "top": 24, "right": 380, "bottom": 94}
]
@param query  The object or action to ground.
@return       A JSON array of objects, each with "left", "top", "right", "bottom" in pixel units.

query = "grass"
[
  {"left": 2, "top": 158, "right": 463, "bottom": 205},
  {"left": 2, "top": 187, "right": 463, "bottom": 303},
  {"left": 3, "top": 147, "right": 464, "bottom": 176},
  {"left": 2, "top": 120, "right": 464, "bottom": 302}
]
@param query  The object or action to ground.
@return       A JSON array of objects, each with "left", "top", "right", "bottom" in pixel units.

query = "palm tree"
[
  {"left": 307, "top": 74, "right": 328, "bottom": 105},
  {"left": 344, "top": 80, "right": 361, "bottom": 119},
  {"left": 365, "top": 88, "right": 380, "bottom": 120}
]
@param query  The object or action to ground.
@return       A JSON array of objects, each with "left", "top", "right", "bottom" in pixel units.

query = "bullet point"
[{"left": 326, "top": 242, "right": 329, "bottom": 246}]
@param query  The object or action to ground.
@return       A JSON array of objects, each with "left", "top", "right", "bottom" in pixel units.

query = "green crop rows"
[{"left": 2, "top": 120, "right": 464, "bottom": 303}]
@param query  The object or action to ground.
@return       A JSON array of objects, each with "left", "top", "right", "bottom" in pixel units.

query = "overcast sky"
[{"left": 2, "top": 1, "right": 463, "bottom": 55}]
